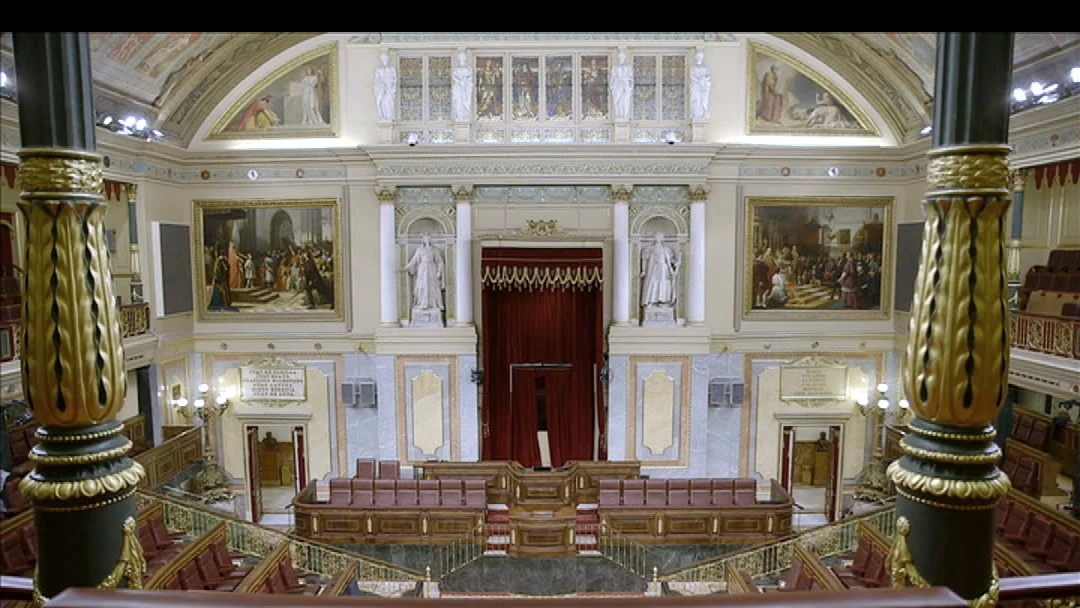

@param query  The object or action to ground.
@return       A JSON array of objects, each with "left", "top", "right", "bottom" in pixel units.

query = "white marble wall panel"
[
  {"left": 375, "top": 355, "right": 398, "bottom": 461},
  {"left": 634, "top": 361, "right": 685, "bottom": 468},
  {"left": 606, "top": 355, "right": 629, "bottom": 461},
  {"left": 458, "top": 355, "right": 479, "bottom": 461},
  {"left": 344, "top": 353, "right": 380, "bottom": 474},
  {"left": 402, "top": 361, "right": 453, "bottom": 462},
  {"left": 699, "top": 353, "right": 743, "bottom": 478}
]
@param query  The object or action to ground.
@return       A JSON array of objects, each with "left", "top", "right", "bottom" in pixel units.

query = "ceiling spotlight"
[
  {"left": 122, "top": 116, "right": 136, "bottom": 128},
  {"left": 664, "top": 131, "right": 679, "bottom": 144},
  {"left": 135, "top": 118, "right": 146, "bottom": 131},
  {"left": 406, "top": 133, "right": 419, "bottom": 146},
  {"left": 151, "top": 129, "right": 163, "bottom": 138},
  {"left": 1043, "top": 83, "right": 1059, "bottom": 94},
  {"left": 1013, "top": 88, "right": 1027, "bottom": 102},
  {"left": 0, "top": 72, "right": 7, "bottom": 87},
  {"left": 1030, "top": 82, "right": 1044, "bottom": 96},
  {"left": 920, "top": 125, "right": 932, "bottom": 135},
  {"left": 102, "top": 115, "right": 113, "bottom": 126},
  {"left": 1071, "top": 67, "right": 1080, "bottom": 83}
]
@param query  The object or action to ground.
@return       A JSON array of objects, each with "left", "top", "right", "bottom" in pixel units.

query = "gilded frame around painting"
[
  {"left": 746, "top": 40, "right": 879, "bottom": 137},
  {"left": 207, "top": 42, "right": 339, "bottom": 140},
  {"left": 192, "top": 198, "right": 343, "bottom": 322},
  {"left": 742, "top": 196, "right": 893, "bottom": 321}
]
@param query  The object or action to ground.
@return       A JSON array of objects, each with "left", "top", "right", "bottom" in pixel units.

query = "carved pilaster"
[
  {"left": 451, "top": 184, "right": 473, "bottom": 204},
  {"left": 122, "top": 183, "right": 143, "bottom": 303},
  {"left": 688, "top": 184, "right": 710, "bottom": 203},
  {"left": 612, "top": 184, "right": 633, "bottom": 203},
  {"left": 1009, "top": 168, "right": 1028, "bottom": 193},
  {"left": 376, "top": 185, "right": 397, "bottom": 205}
]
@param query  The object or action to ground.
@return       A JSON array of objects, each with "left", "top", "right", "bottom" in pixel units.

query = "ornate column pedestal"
[
  {"left": 887, "top": 31, "right": 1015, "bottom": 606},
  {"left": 453, "top": 122, "right": 471, "bottom": 143},
  {"left": 13, "top": 32, "right": 146, "bottom": 603},
  {"left": 691, "top": 121, "right": 707, "bottom": 143},
  {"left": 613, "top": 120, "right": 630, "bottom": 143},
  {"left": 377, "top": 120, "right": 394, "bottom": 144}
]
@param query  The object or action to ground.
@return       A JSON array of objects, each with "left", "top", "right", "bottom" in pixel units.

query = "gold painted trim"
[
  {"left": 208, "top": 42, "right": 340, "bottom": 140},
  {"left": 886, "top": 459, "right": 1010, "bottom": 501},
  {"left": 19, "top": 461, "right": 145, "bottom": 501},
  {"left": 907, "top": 425, "right": 996, "bottom": 442},
  {"left": 894, "top": 486, "right": 998, "bottom": 511},
  {"left": 396, "top": 356, "right": 460, "bottom": 465},
  {"left": 626, "top": 356, "right": 691, "bottom": 467},
  {"left": 925, "top": 146, "right": 1011, "bottom": 192},
  {"left": 16, "top": 148, "right": 104, "bottom": 198},
  {"left": 898, "top": 441, "right": 1001, "bottom": 465},
  {"left": 29, "top": 438, "right": 134, "bottom": 465},
  {"left": 888, "top": 516, "right": 1000, "bottom": 608},
  {"left": 31, "top": 515, "right": 145, "bottom": 606},
  {"left": 35, "top": 425, "right": 125, "bottom": 443},
  {"left": 745, "top": 40, "right": 880, "bottom": 137},
  {"left": 33, "top": 487, "right": 138, "bottom": 512},
  {"left": 741, "top": 196, "right": 894, "bottom": 321},
  {"left": 192, "top": 198, "right": 344, "bottom": 322}
]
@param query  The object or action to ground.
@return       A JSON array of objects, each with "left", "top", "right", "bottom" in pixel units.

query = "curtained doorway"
[{"left": 481, "top": 247, "right": 605, "bottom": 468}]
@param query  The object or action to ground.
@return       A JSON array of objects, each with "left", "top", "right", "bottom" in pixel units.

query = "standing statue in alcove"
[
  {"left": 640, "top": 231, "right": 681, "bottom": 326},
  {"left": 690, "top": 50, "right": 711, "bottom": 121},
  {"left": 405, "top": 233, "right": 445, "bottom": 327},
  {"left": 611, "top": 51, "right": 634, "bottom": 121},
  {"left": 451, "top": 51, "right": 474, "bottom": 122},
  {"left": 374, "top": 52, "right": 397, "bottom": 121}
]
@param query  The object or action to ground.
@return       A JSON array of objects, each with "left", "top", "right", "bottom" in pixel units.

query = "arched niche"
[
  {"left": 396, "top": 209, "right": 456, "bottom": 327},
  {"left": 630, "top": 206, "right": 689, "bottom": 326}
]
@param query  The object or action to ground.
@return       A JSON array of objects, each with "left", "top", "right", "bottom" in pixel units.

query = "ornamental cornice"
[{"left": 349, "top": 32, "right": 737, "bottom": 45}]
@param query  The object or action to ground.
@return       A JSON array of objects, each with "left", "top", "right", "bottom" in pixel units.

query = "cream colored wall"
[
  {"left": 347, "top": 183, "right": 380, "bottom": 336},
  {"left": 1014, "top": 168, "right": 1080, "bottom": 275},
  {"left": 141, "top": 180, "right": 194, "bottom": 340},
  {"left": 218, "top": 364, "right": 333, "bottom": 487},
  {"left": 117, "top": 369, "right": 140, "bottom": 421}
]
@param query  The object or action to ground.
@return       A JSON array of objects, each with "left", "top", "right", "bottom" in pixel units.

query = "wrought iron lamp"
[{"left": 852, "top": 383, "right": 909, "bottom": 502}]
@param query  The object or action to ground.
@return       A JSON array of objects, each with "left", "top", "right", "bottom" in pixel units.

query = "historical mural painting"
[
  {"left": 193, "top": 199, "right": 343, "bottom": 321},
  {"left": 743, "top": 197, "right": 893, "bottom": 320},
  {"left": 208, "top": 43, "right": 338, "bottom": 140},
  {"left": 747, "top": 41, "right": 877, "bottom": 136}
]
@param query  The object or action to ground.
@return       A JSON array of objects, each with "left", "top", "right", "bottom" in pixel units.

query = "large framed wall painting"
[
  {"left": 743, "top": 196, "right": 893, "bottom": 321},
  {"left": 193, "top": 198, "right": 343, "bottom": 321}
]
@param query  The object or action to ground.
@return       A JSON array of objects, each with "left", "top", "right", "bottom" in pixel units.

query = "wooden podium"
[{"left": 508, "top": 506, "right": 577, "bottom": 558}]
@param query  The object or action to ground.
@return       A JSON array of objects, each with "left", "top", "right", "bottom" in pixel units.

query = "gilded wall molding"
[
  {"left": 626, "top": 356, "right": 690, "bottom": 467},
  {"left": 395, "top": 356, "right": 459, "bottom": 464}
]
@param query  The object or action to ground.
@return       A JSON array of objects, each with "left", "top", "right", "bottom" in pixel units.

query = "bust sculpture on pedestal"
[
  {"left": 405, "top": 233, "right": 445, "bottom": 327},
  {"left": 640, "top": 232, "right": 681, "bottom": 327}
]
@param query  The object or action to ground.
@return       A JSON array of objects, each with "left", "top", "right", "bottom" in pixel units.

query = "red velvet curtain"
[{"left": 481, "top": 248, "right": 604, "bottom": 467}]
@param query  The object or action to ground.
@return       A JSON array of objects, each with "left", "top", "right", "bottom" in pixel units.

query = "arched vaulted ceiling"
[{"left": 1, "top": 32, "right": 1076, "bottom": 147}]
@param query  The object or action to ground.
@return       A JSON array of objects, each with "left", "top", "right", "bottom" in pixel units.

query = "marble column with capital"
[
  {"left": 378, "top": 186, "right": 400, "bottom": 326},
  {"left": 1006, "top": 168, "right": 1028, "bottom": 309},
  {"left": 687, "top": 185, "right": 708, "bottom": 326},
  {"left": 124, "top": 183, "right": 143, "bottom": 304},
  {"left": 612, "top": 185, "right": 632, "bottom": 326},
  {"left": 453, "top": 185, "right": 473, "bottom": 326}
]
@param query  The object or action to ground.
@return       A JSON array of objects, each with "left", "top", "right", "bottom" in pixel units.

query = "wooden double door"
[
  {"left": 780, "top": 425, "right": 841, "bottom": 522},
  {"left": 245, "top": 425, "right": 308, "bottom": 523}
]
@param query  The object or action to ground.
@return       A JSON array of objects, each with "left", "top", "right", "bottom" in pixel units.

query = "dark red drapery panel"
[{"left": 481, "top": 247, "right": 605, "bottom": 467}]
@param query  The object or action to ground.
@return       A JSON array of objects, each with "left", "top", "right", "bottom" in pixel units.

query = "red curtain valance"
[
  {"left": 1033, "top": 160, "right": 1080, "bottom": 190},
  {"left": 481, "top": 247, "right": 603, "bottom": 292}
]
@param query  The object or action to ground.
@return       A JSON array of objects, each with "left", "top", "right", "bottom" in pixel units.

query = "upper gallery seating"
[
  {"left": 994, "top": 489, "right": 1080, "bottom": 576},
  {"left": 1018, "top": 249, "right": 1080, "bottom": 316},
  {"left": 1004, "top": 408, "right": 1072, "bottom": 497}
]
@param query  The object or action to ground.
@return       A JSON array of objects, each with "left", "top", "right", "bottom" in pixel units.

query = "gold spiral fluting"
[
  {"left": 903, "top": 146, "right": 1011, "bottom": 428},
  {"left": 17, "top": 150, "right": 126, "bottom": 427}
]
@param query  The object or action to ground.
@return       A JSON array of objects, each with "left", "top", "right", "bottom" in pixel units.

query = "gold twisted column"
[{"left": 889, "top": 143, "right": 1013, "bottom": 604}]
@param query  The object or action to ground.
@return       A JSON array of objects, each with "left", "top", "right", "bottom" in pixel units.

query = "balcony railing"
[
  {"left": 661, "top": 504, "right": 897, "bottom": 586},
  {"left": 0, "top": 302, "right": 150, "bottom": 363},
  {"left": 1010, "top": 311, "right": 1080, "bottom": 359}
]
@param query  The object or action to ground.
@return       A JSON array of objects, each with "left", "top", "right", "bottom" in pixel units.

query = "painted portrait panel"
[
  {"left": 747, "top": 41, "right": 877, "bottom": 136},
  {"left": 193, "top": 199, "right": 343, "bottom": 321},
  {"left": 475, "top": 56, "right": 504, "bottom": 121},
  {"left": 743, "top": 197, "right": 893, "bottom": 320},
  {"left": 208, "top": 43, "right": 338, "bottom": 140}
]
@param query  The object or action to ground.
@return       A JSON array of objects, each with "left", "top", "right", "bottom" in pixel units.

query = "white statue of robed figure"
[
  {"left": 405, "top": 233, "right": 445, "bottom": 326},
  {"left": 451, "top": 51, "right": 473, "bottom": 122},
  {"left": 374, "top": 52, "right": 397, "bottom": 121},
  {"left": 640, "top": 232, "right": 681, "bottom": 310},
  {"left": 611, "top": 51, "right": 633, "bottom": 120},
  {"left": 690, "top": 50, "right": 711, "bottom": 120}
]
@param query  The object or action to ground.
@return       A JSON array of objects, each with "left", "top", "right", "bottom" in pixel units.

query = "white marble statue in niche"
[
  {"left": 690, "top": 50, "right": 711, "bottom": 121},
  {"left": 374, "top": 52, "right": 397, "bottom": 121},
  {"left": 640, "top": 232, "right": 681, "bottom": 326},
  {"left": 405, "top": 233, "right": 446, "bottom": 327},
  {"left": 451, "top": 51, "right": 474, "bottom": 122},
  {"left": 611, "top": 51, "right": 633, "bottom": 121}
]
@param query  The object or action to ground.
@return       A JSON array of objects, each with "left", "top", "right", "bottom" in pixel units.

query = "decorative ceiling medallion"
[{"left": 515, "top": 219, "right": 567, "bottom": 237}]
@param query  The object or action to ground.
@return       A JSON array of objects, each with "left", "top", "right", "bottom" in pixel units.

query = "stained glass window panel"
[
  {"left": 428, "top": 56, "right": 452, "bottom": 122},
  {"left": 399, "top": 57, "right": 424, "bottom": 122},
  {"left": 476, "top": 57, "right": 504, "bottom": 121},
  {"left": 511, "top": 128, "right": 542, "bottom": 143},
  {"left": 580, "top": 128, "right": 611, "bottom": 143},
  {"left": 544, "top": 128, "right": 574, "bottom": 143},
  {"left": 545, "top": 56, "right": 573, "bottom": 120},
  {"left": 580, "top": 55, "right": 609, "bottom": 121},
  {"left": 633, "top": 56, "right": 657, "bottom": 121},
  {"left": 511, "top": 57, "right": 540, "bottom": 121},
  {"left": 662, "top": 55, "right": 686, "bottom": 121},
  {"left": 476, "top": 128, "right": 505, "bottom": 143}
]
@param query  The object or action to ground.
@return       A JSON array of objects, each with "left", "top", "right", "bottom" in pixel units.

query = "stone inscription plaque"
[
  {"left": 779, "top": 365, "right": 848, "bottom": 401},
  {"left": 240, "top": 366, "right": 307, "bottom": 401}
]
